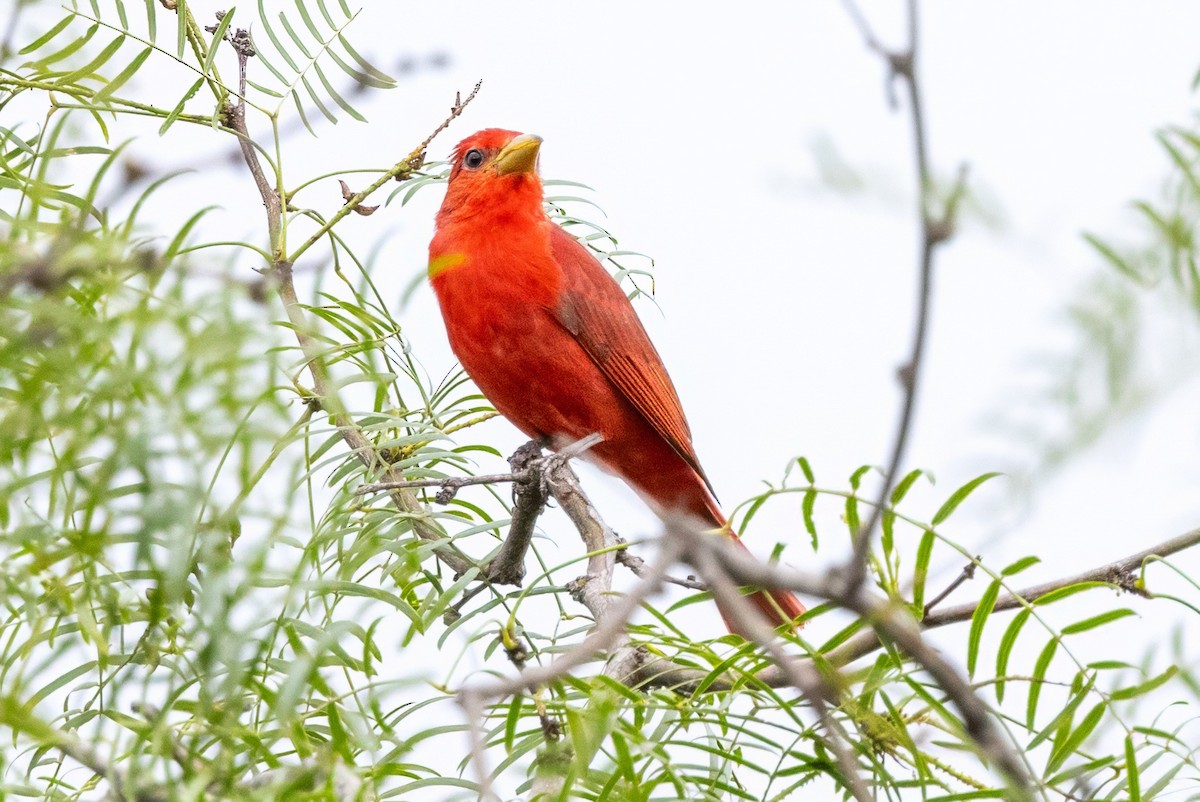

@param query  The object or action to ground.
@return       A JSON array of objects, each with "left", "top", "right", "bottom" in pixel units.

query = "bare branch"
[
  {"left": 924, "top": 556, "right": 980, "bottom": 617},
  {"left": 406, "top": 79, "right": 482, "bottom": 170},
  {"left": 841, "top": 0, "right": 969, "bottom": 597},
  {"left": 221, "top": 35, "right": 483, "bottom": 576},
  {"left": 616, "top": 524, "right": 1200, "bottom": 694},
  {"left": 923, "top": 524, "right": 1199, "bottom": 624},
  {"left": 670, "top": 528, "right": 1035, "bottom": 793},
  {"left": 616, "top": 537, "right": 708, "bottom": 591},
  {"left": 689, "top": 539, "right": 874, "bottom": 802},
  {"left": 458, "top": 539, "right": 683, "bottom": 799},
  {"left": 542, "top": 438, "right": 619, "bottom": 622},
  {"left": 828, "top": 523, "right": 1200, "bottom": 667},
  {"left": 486, "top": 441, "right": 548, "bottom": 585}
]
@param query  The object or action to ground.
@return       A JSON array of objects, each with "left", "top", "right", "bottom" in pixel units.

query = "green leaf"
[
  {"left": 889, "top": 468, "right": 925, "bottom": 506},
  {"left": 1000, "top": 555, "right": 1039, "bottom": 577},
  {"left": 1110, "top": 666, "right": 1178, "bottom": 701},
  {"left": 1029, "top": 671, "right": 1094, "bottom": 750},
  {"left": 175, "top": 0, "right": 187, "bottom": 58},
  {"left": 28, "top": 23, "right": 98, "bottom": 69},
  {"left": 848, "top": 464, "right": 871, "bottom": 491},
  {"left": 1159, "top": 129, "right": 1200, "bottom": 201},
  {"left": 278, "top": 10, "right": 314, "bottom": 60},
  {"left": 502, "top": 695, "right": 522, "bottom": 752},
  {"left": 295, "top": 0, "right": 324, "bottom": 41},
  {"left": 966, "top": 579, "right": 1000, "bottom": 678},
  {"left": 18, "top": 15, "right": 74, "bottom": 55},
  {"left": 1032, "top": 581, "right": 1108, "bottom": 607},
  {"left": 844, "top": 493, "right": 860, "bottom": 533},
  {"left": 258, "top": 0, "right": 301, "bottom": 73},
  {"left": 1060, "top": 608, "right": 1135, "bottom": 635},
  {"left": 801, "top": 488, "right": 817, "bottom": 549},
  {"left": 796, "top": 456, "right": 814, "bottom": 484},
  {"left": 337, "top": 33, "right": 393, "bottom": 84},
  {"left": 1125, "top": 735, "right": 1141, "bottom": 802},
  {"left": 911, "top": 530, "right": 935, "bottom": 612},
  {"left": 163, "top": 205, "right": 218, "bottom": 263},
  {"left": 94, "top": 46, "right": 153, "bottom": 102},
  {"left": 159, "top": 77, "right": 204, "bottom": 134},
  {"left": 300, "top": 73, "right": 336, "bottom": 123},
  {"left": 142, "top": 0, "right": 157, "bottom": 41},
  {"left": 1083, "top": 232, "right": 1151, "bottom": 286},
  {"left": 1046, "top": 702, "right": 1105, "bottom": 774},
  {"left": 327, "top": 47, "right": 394, "bottom": 89},
  {"left": 931, "top": 472, "right": 1001, "bottom": 526},
  {"left": 57, "top": 34, "right": 126, "bottom": 87},
  {"left": 312, "top": 59, "right": 366, "bottom": 122},
  {"left": 994, "top": 608, "right": 1030, "bottom": 703},
  {"left": 1026, "top": 637, "right": 1059, "bottom": 728},
  {"left": 880, "top": 509, "right": 895, "bottom": 559}
]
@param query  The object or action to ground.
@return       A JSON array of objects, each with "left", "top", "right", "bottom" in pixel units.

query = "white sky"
[{"left": 12, "top": 0, "right": 1200, "bottom": 795}]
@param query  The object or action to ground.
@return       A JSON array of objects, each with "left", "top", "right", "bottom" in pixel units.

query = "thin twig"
[
  {"left": 412, "top": 80, "right": 482, "bottom": 162},
  {"left": 923, "top": 525, "right": 1199, "bottom": 624},
  {"left": 353, "top": 470, "right": 521, "bottom": 498},
  {"left": 686, "top": 533, "right": 874, "bottom": 802},
  {"left": 619, "top": 524, "right": 1200, "bottom": 693},
  {"left": 458, "top": 539, "right": 683, "bottom": 800},
  {"left": 828, "top": 524, "right": 1200, "bottom": 667},
  {"left": 924, "top": 557, "right": 979, "bottom": 617},
  {"left": 616, "top": 538, "right": 708, "bottom": 591},
  {"left": 671, "top": 529, "right": 1034, "bottom": 794},
  {"left": 840, "top": 0, "right": 969, "bottom": 597},
  {"left": 286, "top": 80, "right": 481, "bottom": 266},
  {"left": 222, "top": 25, "right": 482, "bottom": 575}
]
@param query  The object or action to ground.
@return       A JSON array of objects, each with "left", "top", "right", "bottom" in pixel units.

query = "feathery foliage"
[{"left": 1, "top": 2, "right": 1198, "bottom": 801}]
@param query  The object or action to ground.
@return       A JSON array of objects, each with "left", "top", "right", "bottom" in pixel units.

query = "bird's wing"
[{"left": 547, "top": 223, "right": 715, "bottom": 495}]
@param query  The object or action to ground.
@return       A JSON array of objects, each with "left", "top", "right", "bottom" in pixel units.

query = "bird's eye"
[{"left": 463, "top": 149, "right": 485, "bottom": 170}]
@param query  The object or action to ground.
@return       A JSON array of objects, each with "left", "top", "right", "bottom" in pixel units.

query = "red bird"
[{"left": 428, "top": 129, "right": 805, "bottom": 633}]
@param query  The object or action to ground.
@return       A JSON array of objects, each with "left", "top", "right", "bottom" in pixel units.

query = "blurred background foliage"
[{"left": 0, "top": 1, "right": 1198, "bottom": 800}]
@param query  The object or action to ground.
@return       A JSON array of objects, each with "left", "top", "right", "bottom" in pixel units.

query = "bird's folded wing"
[{"left": 548, "top": 224, "right": 715, "bottom": 496}]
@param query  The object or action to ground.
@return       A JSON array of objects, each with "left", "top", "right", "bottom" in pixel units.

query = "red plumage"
[{"left": 429, "top": 128, "right": 805, "bottom": 633}]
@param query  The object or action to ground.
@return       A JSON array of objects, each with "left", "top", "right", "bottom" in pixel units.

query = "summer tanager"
[{"left": 428, "top": 129, "right": 805, "bottom": 633}]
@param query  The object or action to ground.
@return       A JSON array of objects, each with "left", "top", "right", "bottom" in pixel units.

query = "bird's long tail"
[
  {"left": 623, "top": 456, "right": 807, "bottom": 635},
  {"left": 692, "top": 492, "right": 806, "bottom": 634},
  {"left": 716, "top": 531, "right": 807, "bottom": 634}
]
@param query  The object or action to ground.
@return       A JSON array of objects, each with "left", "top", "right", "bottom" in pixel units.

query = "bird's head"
[{"left": 436, "top": 128, "right": 544, "bottom": 224}]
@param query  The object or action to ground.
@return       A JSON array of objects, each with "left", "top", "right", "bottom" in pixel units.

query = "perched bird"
[{"left": 428, "top": 129, "right": 805, "bottom": 633}]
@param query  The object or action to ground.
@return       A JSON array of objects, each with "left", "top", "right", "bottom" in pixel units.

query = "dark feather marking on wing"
[{"left": 547, "top": 224, "right": 716, "bottom": 497}]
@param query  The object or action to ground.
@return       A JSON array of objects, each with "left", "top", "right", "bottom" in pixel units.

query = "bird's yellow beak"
[{"left": 493, "top": 134, "right": 542, "bottom": 175}]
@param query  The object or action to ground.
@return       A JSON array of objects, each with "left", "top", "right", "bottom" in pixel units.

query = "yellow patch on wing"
[{"left": 428, "top": 252, "right": 466, "bottom": 278}]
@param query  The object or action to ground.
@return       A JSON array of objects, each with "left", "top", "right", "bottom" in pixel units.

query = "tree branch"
[
  {"left": 220, "top": 18, "right": 481, "bottom": 577},
  {"left": 667, "top": 526, "right": 1035, "bottom": 794},
  {"left": 840, "top": 0, "right": 969, "bottom": 594},
  {"left": 617, "top": 524, "right": 1200, "bottom": 693},
  {"left": 458, "top": 538, "right": 683, "bottom": 800},
  {"left": 826, "top": 523, "right": 1200, "bottom": 667},
  {"left": 690, "top": 544, "right": 874, "bottom": 802},
  {"left": 485, "top": 440, "right": 548, "bottom": 585}
]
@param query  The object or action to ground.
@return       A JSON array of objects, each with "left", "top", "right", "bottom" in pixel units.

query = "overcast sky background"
[{"left": 10, "top": 0, "right": 1200, "bottom": 793}]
